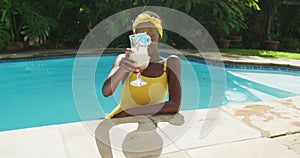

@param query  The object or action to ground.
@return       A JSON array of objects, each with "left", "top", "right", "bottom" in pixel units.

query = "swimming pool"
[{"left": 1, "top": 55, "right": 300, "bottom": 131}]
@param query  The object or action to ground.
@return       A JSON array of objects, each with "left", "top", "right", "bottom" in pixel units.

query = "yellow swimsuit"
[{"left": 106, "top": 59, "right": 168, "bottom": 119}]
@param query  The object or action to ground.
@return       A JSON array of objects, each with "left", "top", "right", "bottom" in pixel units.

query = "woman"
[{"left": 102, "top": 11, "right": 182, "bottom": 118}]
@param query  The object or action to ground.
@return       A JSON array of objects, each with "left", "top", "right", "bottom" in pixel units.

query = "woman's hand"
[
  {"left": 119, "top": 48, "right": 138, "bottom": 73},
  {"left": 112, "top": 110, "right": 131, "bottom": 118},
  {"left": 102, "top": 49, "right": 137, "bottom": 97}
]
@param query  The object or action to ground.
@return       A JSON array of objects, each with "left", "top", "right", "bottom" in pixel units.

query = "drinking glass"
[{"left": 128, "top": 33, "right": 151, "bottom": 87}]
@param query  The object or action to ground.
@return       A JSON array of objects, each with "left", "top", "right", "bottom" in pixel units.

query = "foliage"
[
  {"left": 19, "top": 1, "right": 56, "bottom": 45},
  {"left": 241, "top": 31, "right": 261, "bottom": 49},
  {"left": 212, "top": 0, "right": 260, "bottom": 35},
  {"left": 1, "top": 0, "right": 298, "bottom": 52},
  {"left": 279, "top": 36, "right": 300, "bottom": 52},
  {"left": 259, "top": 0, "right": 298, "bottom": 38},
  {"left": 162, "top": 0, "right": 260, "bottom": 48},
  {"left": 39, "top": 0, "right": 84, "bottom": 47},
  {"left": 267, "top": 33, "right": 280, "bottom": 41},
  {"left": 0, "top": 23, "right": 11, "bottom": 49},
  {"left": 0, "top": 0, "right": 56, "bottom": 47},
  {"left": 178, "top": 0, "right": 260, "bottom": 41}
]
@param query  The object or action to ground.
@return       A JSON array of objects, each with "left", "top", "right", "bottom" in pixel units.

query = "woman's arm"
[
  {"left": 102, "top": 50, "right": 137, "bottom": 97},
  {"left": 113, "top": 55, "right": 182, "bottom": 117}
]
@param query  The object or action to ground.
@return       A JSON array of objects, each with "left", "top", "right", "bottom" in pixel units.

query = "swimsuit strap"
[{"left": 163, "top": 59, "right": 167, "bottom": 72}]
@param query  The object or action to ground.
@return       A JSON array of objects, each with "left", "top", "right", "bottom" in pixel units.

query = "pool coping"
[
  {"left": 1, "top": 48, "right": 300, "bottom": 69},
  {"left": 0, "top": 49, "right": 300, "bottom": 157}
]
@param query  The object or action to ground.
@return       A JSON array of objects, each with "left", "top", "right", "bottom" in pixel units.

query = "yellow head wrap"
[{"left": 133, "top": 13, "right": 163, "bottom": 38}]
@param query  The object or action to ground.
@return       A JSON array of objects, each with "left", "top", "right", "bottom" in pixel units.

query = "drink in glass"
[{"left": 128, "top": 33, "right": 151, "bottom": 87}]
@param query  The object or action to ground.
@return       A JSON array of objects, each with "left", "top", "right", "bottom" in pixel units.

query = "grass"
[{"left": 220, "top": 49, "right": 300, "bottom": 60}]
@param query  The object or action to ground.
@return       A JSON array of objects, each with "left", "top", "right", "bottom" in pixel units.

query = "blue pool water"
[{"left": 1, "top": 55, "right": 300, "bottom": 131}]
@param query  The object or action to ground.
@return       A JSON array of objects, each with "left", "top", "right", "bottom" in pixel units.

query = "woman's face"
[{"left": 135, "top": 22, "right": 160, "bottom": 43}]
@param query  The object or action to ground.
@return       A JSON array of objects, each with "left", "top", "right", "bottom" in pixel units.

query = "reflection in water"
[{"left": 95, "top": 114, "right": 184, "bottom": 158}]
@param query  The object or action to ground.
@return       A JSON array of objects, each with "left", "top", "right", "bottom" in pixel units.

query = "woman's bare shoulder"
[{"left": 166, "top": 55, "right": 181, "bottom": 66}]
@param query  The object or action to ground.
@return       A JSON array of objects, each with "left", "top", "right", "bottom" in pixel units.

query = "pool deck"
[
  {"left": 0, "top": 49, "right": 300, "bottom": 158},
  {"left": 1, "top": 48, "right": 300, "bottom": 69}
]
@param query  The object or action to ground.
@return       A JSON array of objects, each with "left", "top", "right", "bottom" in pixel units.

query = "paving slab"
[
  {"left": 159, "top": 151, "right": 191, "bottom": 158},
  {"left": 0, "top": 125, "right": 67, "bottom": 158},
  {"left": 186, "top": 138, "right": 300, "bottom": 158},
  {"left": 90, "top": 116, "right": 180, "bottom": 158},
  {"left": 152, "top": 108, "right": 261, "bottom": 150},
  {"left": 274, "top": 133, "right": 300, "bottom": 154},
  {"left": 222, "top": 97, "right": 300, "bottom": 137},
  {"left": 271, "top": 96, "right": 300, "bottom": 111},
  {"left": 58, "top": 122, "right": 101, "bottom": 158}
]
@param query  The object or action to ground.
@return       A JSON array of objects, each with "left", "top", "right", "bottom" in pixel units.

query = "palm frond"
[{"left": 19, "top": 1, "right": 56, "bottom": 45}]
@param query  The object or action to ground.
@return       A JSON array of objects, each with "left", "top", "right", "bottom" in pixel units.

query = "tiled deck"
[{"left": 0, "top": 49, "right": 300, "bottom": 157}]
